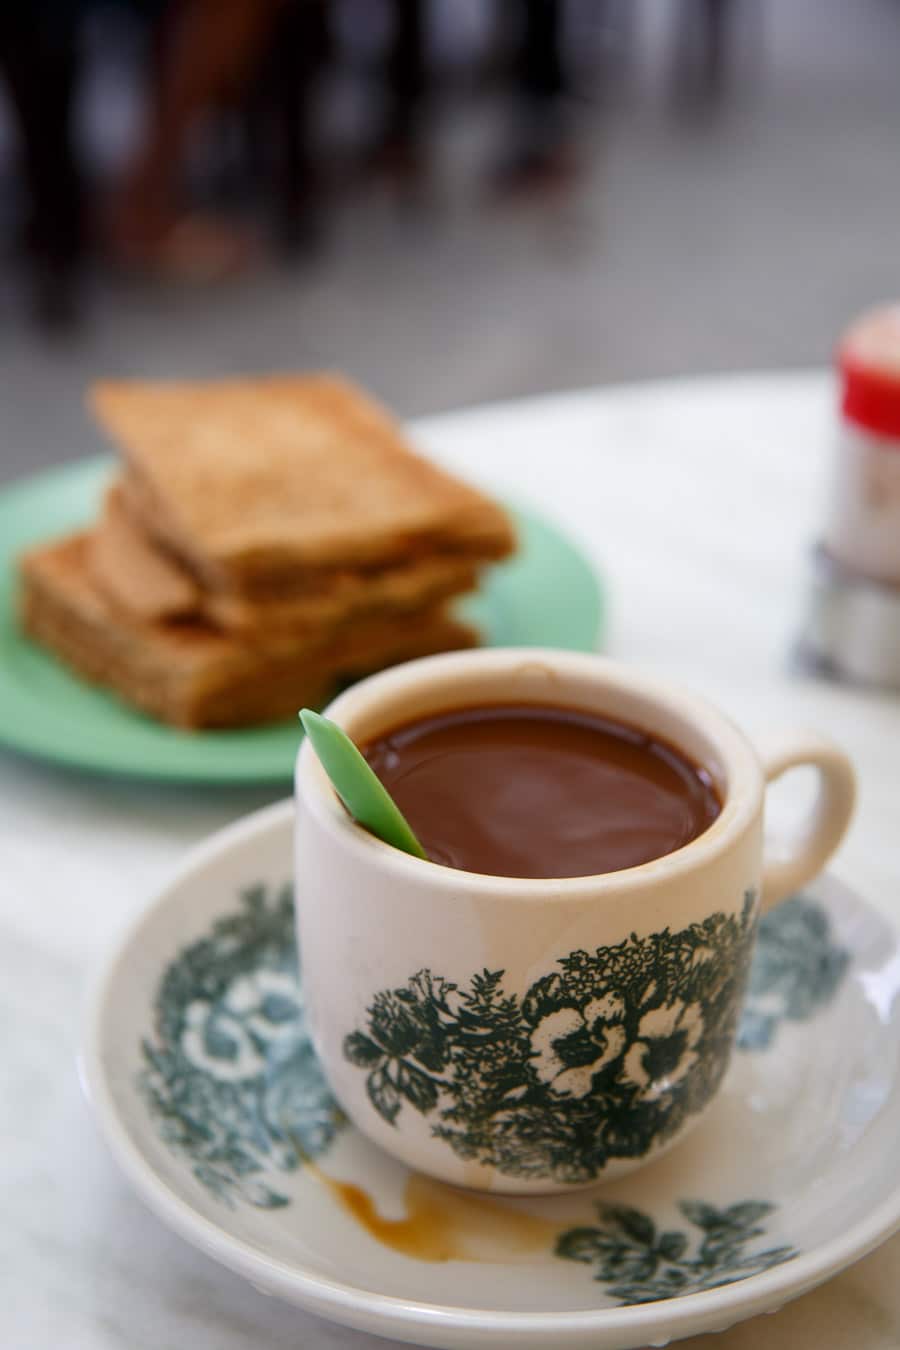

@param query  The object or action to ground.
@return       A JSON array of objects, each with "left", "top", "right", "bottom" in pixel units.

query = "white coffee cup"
[{"left": 295, "top": 649, "right": 855, "bottom": 1195}]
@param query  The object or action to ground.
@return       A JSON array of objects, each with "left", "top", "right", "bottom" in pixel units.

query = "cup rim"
[{"left": 296, "top": 648, "right": 763, "bottom": 898}]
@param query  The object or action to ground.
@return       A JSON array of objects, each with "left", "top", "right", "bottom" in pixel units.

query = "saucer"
[{"left": 81, "top": 801, "right": 900, "bottom": 1350}]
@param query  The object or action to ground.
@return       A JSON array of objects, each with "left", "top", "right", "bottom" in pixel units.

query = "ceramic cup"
[{"left": 295, "top": 649, "right": 855, "bottom": 1195}]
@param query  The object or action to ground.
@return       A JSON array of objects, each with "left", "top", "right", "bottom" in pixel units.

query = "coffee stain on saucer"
[{"left": 310, "top": 1164, "right": 562, "bottom": 1263}]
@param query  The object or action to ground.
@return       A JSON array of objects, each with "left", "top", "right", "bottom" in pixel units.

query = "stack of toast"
[{"left": 19, "top": 374, "right": 515, "bottom": 728}]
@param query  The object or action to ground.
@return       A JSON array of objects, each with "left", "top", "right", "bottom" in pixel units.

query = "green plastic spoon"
[{"left": 299, "top": 709, "right": 428, "bottom": 860}]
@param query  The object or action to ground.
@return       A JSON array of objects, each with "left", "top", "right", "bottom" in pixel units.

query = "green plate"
[{"left": 0, "top": 457, "right": 602, "bottom": 782}]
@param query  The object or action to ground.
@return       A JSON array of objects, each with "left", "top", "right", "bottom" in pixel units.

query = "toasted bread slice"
[
  {"left": 91, "top": 479, "right": 479, "bottom": 634},
  {"left": 20, "top": 533, "right": 477, "bottom": 729},
  {"left": 89, "top": 374, "right": 515, "bottom": 587},
  {"left": 202, "top": 553, "right": 479, "bottom": 636},
  {"left": 88, "top": 484, "right": 201, "bottom": 620}
]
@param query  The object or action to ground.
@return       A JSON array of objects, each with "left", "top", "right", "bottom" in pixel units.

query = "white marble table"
[{"left": 3, "top": 371, "right": 900, "bottom": 1349}]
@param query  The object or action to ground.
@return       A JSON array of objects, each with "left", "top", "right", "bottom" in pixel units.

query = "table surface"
[{"left": 4, "top": 370, "right": 900, "bottom": 1350}]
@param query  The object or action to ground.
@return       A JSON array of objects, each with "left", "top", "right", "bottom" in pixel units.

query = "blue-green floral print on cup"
[{"left": 343, "top": 893, "right": 758, "bottom": 1185}]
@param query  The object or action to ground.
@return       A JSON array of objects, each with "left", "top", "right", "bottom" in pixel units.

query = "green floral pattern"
[
  {"left": 556, "top": 1200, "right": 796, "bottom": 1302},
  {"left": 737, "top": 895, "right": 850, "bottom": 1051},
  {"left": 137, "top": 885, "right": 847, "bottom": 1219},
  {"left": 343, "top": 892, "right": 757, "bottom": 1184},
  {"left": 139, "top": 884, "right": 343, "bottom": 1208}
]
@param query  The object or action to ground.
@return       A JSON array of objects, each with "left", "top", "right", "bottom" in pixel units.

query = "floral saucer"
[{"left": 81, "top": 801, "right": 900, "bottom": 1350}]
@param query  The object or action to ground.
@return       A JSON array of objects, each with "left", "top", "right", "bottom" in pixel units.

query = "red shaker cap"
[{"left": 840, "top": 304, "right": 900, "bottom": 440}]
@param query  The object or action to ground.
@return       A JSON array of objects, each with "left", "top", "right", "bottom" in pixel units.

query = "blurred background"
[{"left": 1, "top": 0, "right": 898, "bottom": 480}]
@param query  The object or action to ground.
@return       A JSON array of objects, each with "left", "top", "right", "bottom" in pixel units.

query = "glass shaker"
[{"left": 803, "top": 304, "right": 900, "bottom": 687}]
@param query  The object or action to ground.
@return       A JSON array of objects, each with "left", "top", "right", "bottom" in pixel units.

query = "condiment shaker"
[{"left": 802, "top": 304, "right": 900, "bottom": 688}]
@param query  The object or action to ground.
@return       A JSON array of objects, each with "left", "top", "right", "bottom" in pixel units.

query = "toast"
[
  {"left": 20, "top": 533, "right": 477, "bottom": 729},
  {"left": 89, "top": 374, "right": 516, "bottom": 588},
  {"left": 90, "top": 481, "right": 480, "bottom": 634},
  {"left": 88, "top": 484, "right": 201, "bottom": 620}
]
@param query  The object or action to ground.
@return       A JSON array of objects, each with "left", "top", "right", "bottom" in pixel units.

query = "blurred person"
[
  {"left": 378, "top": 0, "right": 428, "bottom": 183},
  {"left": 245, "top": 0, "right": 331, "bottom": 256},
  {"left": 349, "top": 0, "right": 431, "bottom": 196},
  {"left": 109, "top": 0, "right": 288, "bottom": 279},
  {"left": 672, "top": 0, "right": 740, "bottom": 104},
  {"left": 0, "top": 0, "right": 86, "bottom": 327},
  {"left": 492, "top": 0, "right": 578, "bottom": 198},
  {"left": 366, "top": 0, "right": 579, "bottom": 200}
]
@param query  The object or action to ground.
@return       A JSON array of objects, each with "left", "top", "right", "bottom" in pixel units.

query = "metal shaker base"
[{"left": 798, "top": 546, "right": 900, "bottom": 692}]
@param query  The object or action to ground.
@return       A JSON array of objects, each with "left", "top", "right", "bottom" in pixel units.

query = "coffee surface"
[{"left": 361, "top": 704, "right": 721, "bottom": 878}]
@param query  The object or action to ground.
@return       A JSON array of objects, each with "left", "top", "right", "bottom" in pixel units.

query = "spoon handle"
[{"left": 300, "top": 709, "right": 428, "bottom": 861}]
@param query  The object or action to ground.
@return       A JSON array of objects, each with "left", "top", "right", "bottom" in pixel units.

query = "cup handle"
[{"left": 759, "top": 732, "right": 856, "bottom": 914}]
